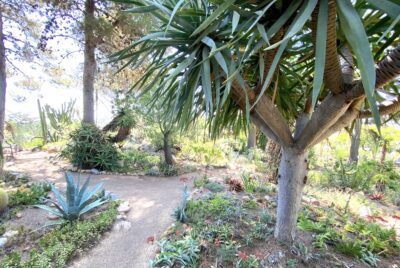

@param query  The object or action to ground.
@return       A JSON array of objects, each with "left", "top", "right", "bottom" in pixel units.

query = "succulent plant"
[
  {"left": 0, "top": 188, "right": 8, "bottom": 213},
  {"left": 36, "top": 172, "right": 110, "bottom": 223}
]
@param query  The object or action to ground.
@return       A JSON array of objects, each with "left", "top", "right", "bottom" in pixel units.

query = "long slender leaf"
[
  {"left": 337, "top": 0, "right": 380, "bottom": 130},
  {"left": 311, "top": 0, "right": 328, "bottom": 109},
  {"left": 365, "top": 0, "right": 400, "bottom": 19}
]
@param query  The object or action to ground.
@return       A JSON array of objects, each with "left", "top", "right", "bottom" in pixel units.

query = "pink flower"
[{"left": 237, "top": 251, "right": 248, "bottom": 261}]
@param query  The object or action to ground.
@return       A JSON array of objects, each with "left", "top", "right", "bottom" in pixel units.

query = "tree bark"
[
  {"left": 349, "top": 119, "right": 361, "bottom": 164},
  {"left": 163, "top": 131, "right": 174, "bottom": 166},
  {"left": 82, "top": 0, "right": 96, "bottom": 124},
  {"left": 0, "top": 10, "right": 6, "bottom": 177},
  {"left": 274, "top": 146, "right": 308, "bottom": 242},
  {"left": 247, "top": 124, "right": 257, "bottom": 149},
  {"left": 380, "top": 140, "right": 387, "bottom": 164},
  {"left": 265, "top": 139, "right": 281, "bottom": 183}
]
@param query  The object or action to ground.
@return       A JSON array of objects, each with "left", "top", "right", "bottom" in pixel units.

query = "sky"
[{"left": 5, "top": 22, "right": 114, "bottom": 126}]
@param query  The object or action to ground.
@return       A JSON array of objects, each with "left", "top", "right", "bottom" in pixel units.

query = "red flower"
[
  {"left": 147, "top": 236, "right": 155, "bottom": 244},
  {"left": 175, "top": 230, "right": 182, "bottom": 236},
  {"left": 237, "top": 251, "right": 248, "bottom": 261},
  {"left": 180, "top": 177, "right": 188, "bottom": 183},
  {"left": 255, "top": 250, "right": 264, "bottom": 259}
]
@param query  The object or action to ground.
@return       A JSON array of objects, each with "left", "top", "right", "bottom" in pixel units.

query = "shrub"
[
  {"left": 150, "top": 236, "right": 200, "bottom": 267},
  {"left": 0, "top": 188, "right": 8, "bottom": 213},
  {"left": 9, "top": 183, "right": 51, "bottom": 208},
  {"left": 173, "top": 185, "right": 189, "bottom": 223},
  {"left": 227, "top": 178, "right": 244, "bottom": 192},
  {"left": 204, "top": 181, "right": 224, "bottom": 193},
  {"left": 240, "top": 172, "right": 259, "bottom": 193},
  {"left": 60, "top": 124, "right": 120, "bottom": 171},
  {"left": 1, "top": 202, "right": 118, "bottom": 268},
  {"left": 36, "top": 173, "right": 110, "bottom": 223},
  {"left": 119, "top": 150, "right": 160, "bottom": 173},
  {"left": 159, "top": 161, "right": 178, "bottom": 176},
  {"left": 193, "top": 175, "right": 209, "bottom": 188}
]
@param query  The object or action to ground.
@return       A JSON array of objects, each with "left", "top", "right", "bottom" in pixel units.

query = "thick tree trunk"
[
  {"left": 0, "top": 10, "right": 6, "bottom": 177},
  {"left": 349, "top": 119, "right": 361, "bottom": 164},
  {"left": 82, "top": 0, "right": 96, "bottom": 124},
  {"left": 274, "top": 147, "right": 308, "bottom": 242},
  {"left": 265, "top": 139, "right": 281, "bottom": 183},
  {"left": 163, "top": 131, "right": 174, "bottom": 166},
  {"left": 247, "top": 124, "right": 257, "bottom": 149}
]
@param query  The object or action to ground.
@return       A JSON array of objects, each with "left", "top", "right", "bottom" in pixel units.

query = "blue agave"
[{"left": 36, "top": 172, "right": 109, "bottom": 223}]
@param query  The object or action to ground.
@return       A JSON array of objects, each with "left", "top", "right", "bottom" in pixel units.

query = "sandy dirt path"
[{"left": 5, "top": 151, "right": 197, "bottom": 268}]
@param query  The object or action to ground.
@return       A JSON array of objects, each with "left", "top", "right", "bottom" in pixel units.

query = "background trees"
[{"left": 113, "top": 0, "right": 400, "bottom": 242}]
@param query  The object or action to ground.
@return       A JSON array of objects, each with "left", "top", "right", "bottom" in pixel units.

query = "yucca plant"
[{"left": 36, "top": 173, "right": 109, "bottom": 223}]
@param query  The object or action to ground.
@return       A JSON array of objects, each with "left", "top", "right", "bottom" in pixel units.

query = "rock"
[
  {"left": 117, "top": 214, "right": 127, "bottom": 220},
  {"left": 117, "top": 201, "right": 131, "bottom": 213},
  {"left": 90, "top": 168, "right": 100, "bottom": 175},
  {"left": 48, "top": 213, "right": 59, "bottom": 220},
  {"left": 113, "top": 220, "right": 132, "bottom": 231},
  {"left": 3, "top": 230, "right": 18, "bottom": 238},
  {"left": 16, "top": 212, "right": 22, "bottom": 218},
  {"left": 267, "top": 254, "right": 277, "bottom": 264},
  {"left": 242, "top": 196, "right": 251, "bottom": 202},
  {"left": 23, "top": 246, "right": 31, "bottom": 251},
  {"left": 0, "top": 238, "right": 7, "bottom": 248},
  {"left": 264, "top": 195, "right": 272, "bottom": 202},
  {"left": 359, "top": 206, "right": 371, "bottom": 218}
]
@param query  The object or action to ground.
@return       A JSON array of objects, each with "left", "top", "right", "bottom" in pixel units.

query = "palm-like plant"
[
  {"left": 112, "top": 0, "right": 400, "bottom": 242},
  {"left": 36, "top": 173, "right": 109, "bottom": 223}
]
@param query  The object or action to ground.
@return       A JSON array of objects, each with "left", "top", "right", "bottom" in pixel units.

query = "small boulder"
[
  {"left": 16, "top": 212, "right": 22, "bottom": 218},
  {"left": 242, "top": 196, "right": 251, "bottom": 202},
  {"left": 90, "top": 168, "right": 100, "bottom": 175},
  {"left": 113, "top": 220, "right": 132, "bottom": 231},
  {"left": 0, "top": 237, "right": 7, "bottom": 248},
  {"left": 117, "top": 201, "right": 131, "bottom": 213},
  {"left": 47, "top": 213, "right": 59, "bottom": 220},
  {"left": 3, "top": 230, "right": 18, "bottom": 238},
  {"left": 359, "top": 206, "right": 371, "bottom": 218}
]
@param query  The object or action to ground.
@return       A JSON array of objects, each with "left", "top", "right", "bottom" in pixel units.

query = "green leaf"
[
  {"left": 232, "top": 11, "right": 240, "bottom": 34},
  {"left": 365, "top": 0, "right": 400, "bottom": 19},
  {"left": 337, "top": 0, "right": 380, "bottom": 130},
  {"left": 202, "top": 47, "right": 213, "bottom": 115},
  {"left": 122, "top": 5, "right": 158, "bottom": 13},
  {"left": 257, "top": 23, "right": 270, "bottom": 45},
  {"left": 201, "top": 36, "right": 228, "bottom": 74},
  {"left": 190, "top": 0, "right": 235, "bottom": 37},
  {"left": 166, "top": 0, "right": 186, "bottom": 31},
  {"left": 311, "top": 0, "right": 328, "bottom": 109}
]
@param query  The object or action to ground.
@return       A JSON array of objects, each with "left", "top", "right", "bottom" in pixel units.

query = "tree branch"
[
  {"left": 346, "top": 46, "right": 400, "bottom": 101},
  {"left": 230, "top": 80, "right": 293, "bottom": 147},
  {"left": 359, "top": 98, "right": 400, "bottom": 119}
]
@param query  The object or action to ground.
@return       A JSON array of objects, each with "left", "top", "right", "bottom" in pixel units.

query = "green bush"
[
  {"left": 204, "top": 181, "right": 225, "bottom": 193},
  {"left": 1, "top": 202, "right": 118, "bottom": 268},
  {"left": 0, "top": 188, "right": 8, "bottom": 213},
  {"left": 61, "top": 124, "right": 120, "bottom": 171},
  {"left": 119, "top": 150, "right": 159, "bottom": 173},
  {"left": 9, "top": 183, "right": 51, "bottom": 208}
]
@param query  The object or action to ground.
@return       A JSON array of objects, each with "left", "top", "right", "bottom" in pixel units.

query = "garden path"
[{"left": 5, "top": 151, "right": 199, "bottom": 268}]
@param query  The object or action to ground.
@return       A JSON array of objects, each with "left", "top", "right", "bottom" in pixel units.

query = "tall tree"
[
  {"left": 114, "top": 0, "right": 400, "bottom": 242},
  {"left": 40, "top": 0, "right": 150, "bottom": 124},
  {"left": 0, "top": 9, "right": 6, "bottom": 177},
  {"left": 0, "top": 0, "right": 42, "bottom": 175},
  {"left": 82, "top": 0, "right": 96, "bottom": 123}
]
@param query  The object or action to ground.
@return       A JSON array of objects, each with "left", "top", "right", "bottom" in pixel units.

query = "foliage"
[
  {"left": 8, "top": 183, "right": 51, "bottom": 208},
  {"left": 227, "top": 178, "right": 244, "bottom": 192},
  {"left": 159, "top": 161, "right": 178, "bottom": 176},
  {"left": 61, "top": 123, "right": 120, "bottom": 171},
  {"left": 204, "top": 181, "right": 225, "bottom": 193},
  {"left": 298, "top": 206, "right": 400, "bottom": 265},
  {"left": 240, "top": 173, "right": 259, "bottom": 193},
  {"left": 180, "top": 141, "right": 227, "bottom": 166},
  {"left": 36, "top": 173, "right": 110, "bottom": 223},
  {"left": 119, "top": 150, "right": 159, "bottom": 173},
  {"left": 173, "top": 185, "right": 189, "bottom": 223},
  {"left": 1, "top": 202, "right": 118, "bottom": 268},
  {"left": 194, "top": 174, "right": 209, "bottom": 188},
  {"left": 44, "top": 100, "right": 76, "bottom": 142},
  {"left": 150, "top": 236, "right": 200, "bottom": 267},
  {"left": 0, "top": 188, "right": 8, "bottom": 213}
]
